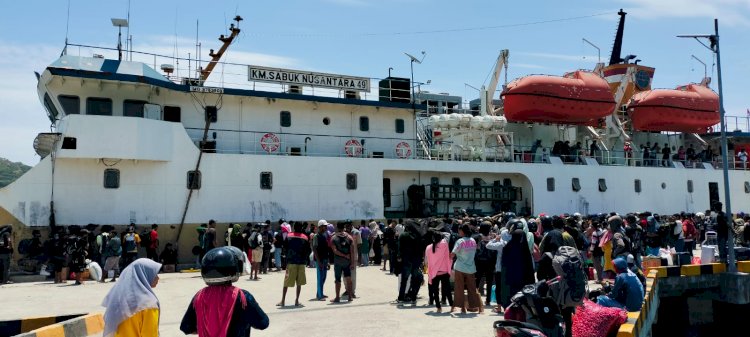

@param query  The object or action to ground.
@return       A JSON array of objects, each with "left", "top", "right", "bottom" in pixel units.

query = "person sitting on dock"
[{"left": 596, "top": 257, "right": 644, "bottom": 311}]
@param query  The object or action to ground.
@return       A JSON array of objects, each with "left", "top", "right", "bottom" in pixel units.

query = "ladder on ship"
[{"left": 416, "top": 116, "right": 433, "bottom": 159}]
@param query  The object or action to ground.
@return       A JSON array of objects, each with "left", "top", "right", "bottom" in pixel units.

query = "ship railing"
[
  {"left": 711, "top": 115, "right": 750, "bottom": 133},
  {"left": 64, "top": 43, "right": 419, "bottom": 103},
  {"left": 186, "top": 128, "right": 434, "bottom": 160}
]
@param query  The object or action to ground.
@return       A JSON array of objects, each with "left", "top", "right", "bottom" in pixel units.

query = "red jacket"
[{"left": 683, "top": 219, "right": 698, "bottom": 241}]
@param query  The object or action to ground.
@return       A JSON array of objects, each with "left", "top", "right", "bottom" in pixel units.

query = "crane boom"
[
  {"left": 200, "top": 15, "right": 243, "bottom": 82},
  {"left": 481, "top": 49, "right": 509, "bottom": 116}
]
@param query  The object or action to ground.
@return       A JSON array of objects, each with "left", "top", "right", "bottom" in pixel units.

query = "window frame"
[
  {"left": 280, "top": 111, "right": 291, "bottom": 127},
  {"left": 86, "top": 97, "right": 113, "bottom": 116},
  {"left": 58, "top": 95, "right": 80, "bottom": 115},
  {"left": 346, "top": 173, "right": 358, "bottom": 190},
  {"left": 123, "top": 99, "right": 147, "bottom": 118},
  {"left": 260, "top": 172, "right": 273, "bottom": 190},
  {"left": 103, "top": 169, "right": 120, "bottom": 189},
  {"left": 163, "top": 106, "right": 182, "bottom": 123},
  {"left": 395, "top": 119, "right": 405, "bottom": 133},
  {"left": 187, "top": 170, "right": 202, "bottom": 190}
]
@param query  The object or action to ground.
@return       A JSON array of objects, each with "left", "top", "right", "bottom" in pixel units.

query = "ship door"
[
  {"left": 708, "top": 182, "right": 720, "bottom": 211},
  {"left": 383, "top": 178, "right": 391, "bottom": 208}
]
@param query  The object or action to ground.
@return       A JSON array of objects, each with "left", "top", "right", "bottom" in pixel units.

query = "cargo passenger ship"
[{"left": 1, "top": 10, "right": 749, "bottom": 261}]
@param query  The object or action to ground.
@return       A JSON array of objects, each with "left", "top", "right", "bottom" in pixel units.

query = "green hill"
[{"left": 0, "top": 158, "right": 31, "bottom": 188}]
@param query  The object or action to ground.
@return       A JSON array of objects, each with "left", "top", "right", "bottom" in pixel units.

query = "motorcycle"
[{"left": 501, "top": 278, "right": 566, "bottom": 337}]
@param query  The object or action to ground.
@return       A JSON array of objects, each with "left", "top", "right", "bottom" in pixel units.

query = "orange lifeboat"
[
  {"left": 628, "top": 84, "right": 719, "bottom": 133},
  {"left": 501, "top": 71, "right": 616, "bottom": 124}
]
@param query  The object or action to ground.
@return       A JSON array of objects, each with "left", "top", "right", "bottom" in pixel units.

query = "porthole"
[
  {"left": 323, "top": 117, "right": 330, "bottom": 125},
  {"left": 661, "top": 182, "right": 666, "bottom": 189}
]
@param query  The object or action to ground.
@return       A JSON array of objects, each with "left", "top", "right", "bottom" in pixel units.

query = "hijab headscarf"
[
  {"left": 519, "top": 219, "right": 535, "bottom": 254},
  {"left": 102, "top": 258, "right": 161, "bottom": 337},
  {"left": 230, "top": 224, "right": 242, "bottom": 239}
]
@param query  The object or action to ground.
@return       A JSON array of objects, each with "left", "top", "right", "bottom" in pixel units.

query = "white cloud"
[{"left": 618, "top": 0, "right": 750, "bottom": 26}]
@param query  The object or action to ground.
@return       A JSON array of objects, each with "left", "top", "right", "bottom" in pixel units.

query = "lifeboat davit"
[
  {"left": 501, "top": 71, "right": 616, "bottom": 124},
  {"left": 628, "top": 84, "right": 719, "bottom": 133}
]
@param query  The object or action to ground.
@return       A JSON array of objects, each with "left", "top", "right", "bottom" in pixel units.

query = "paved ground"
[{"left": 2, "top": 266, "right": 504, "bottom": 337}]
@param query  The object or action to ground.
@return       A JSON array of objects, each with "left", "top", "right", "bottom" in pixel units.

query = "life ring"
[
  {"left": 344, "top": 139, "right": 363, "bottom": 157},
  {"left": 395, "top": 142, "right": 412, "bottom": 159},
  {"left": 260, "top": 133, "right": 280, "bottom": 153}
]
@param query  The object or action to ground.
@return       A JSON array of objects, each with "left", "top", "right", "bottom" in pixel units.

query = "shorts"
[
  {"left": 334, "top": 263, "right": 352, "bottom": 283},
  {"left": 252, "top": 248, "right": 263, "bottom": 262},
  {"left": 103, "top": 256, "right": 120, "bottom": 271},
  {"left": 284, "top": 264, "right": 306, "bottom": 287}
]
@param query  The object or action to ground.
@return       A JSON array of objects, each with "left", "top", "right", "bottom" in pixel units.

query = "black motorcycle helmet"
[
  {"left": 540, "top": 215, "right": 553, "bottom": 231},
  {"left": 224, "top": 246, "right": 246, "bottom": 275},
  {"left": 201, "top": 247, "right": 241, "bottom": 285}
]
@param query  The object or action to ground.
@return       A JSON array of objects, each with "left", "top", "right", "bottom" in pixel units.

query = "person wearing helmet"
[
  {"left": 180, "top": 247, "right": 269, "bottom": 337},
  {"left": 595, "top": 257, "right": 644, "bottom": 311}
]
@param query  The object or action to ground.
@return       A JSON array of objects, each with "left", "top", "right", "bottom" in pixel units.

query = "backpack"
[
  {"left": 474, "top": 238, "right": 497, "bottom": 265},
  {"left": 123, "top": 233, "right": 137, "bottom": 252},
  {"left": 140, "top": 230, "right": 152, "bottom": 248},
  {"left": 549, "top": 246, "right": 587, "bottom": 309},
  {"left": 248, "top": 232, "right": 260, "bottom": 249}
]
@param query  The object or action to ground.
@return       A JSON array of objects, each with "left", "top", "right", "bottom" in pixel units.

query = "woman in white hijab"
[{"left": 102, "top": 258, "right": 161, "bottom": 337}]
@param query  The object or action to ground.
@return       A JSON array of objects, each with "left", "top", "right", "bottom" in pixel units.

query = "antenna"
[
  {"left": 126, "top": 0, "right": 131, "bottom": 60},
  {"left": 111, "top": 18, "right": 129, "bottom": 61},
  {"left": 404, "top": 51, "right": 426, "bottom": 64},
  {"left": 582, "top": 38, "right": 601, "bottom": 63},
  {"left": 691, "top": 54, "right": 707, "bottom": 79},
  {"left": 64, "top": 0, "right": 71, "bottom": 54}
]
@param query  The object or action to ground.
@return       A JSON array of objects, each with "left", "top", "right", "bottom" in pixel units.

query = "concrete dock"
[{"left": 1, "top": 266, "right": 502, "bottom": 337}]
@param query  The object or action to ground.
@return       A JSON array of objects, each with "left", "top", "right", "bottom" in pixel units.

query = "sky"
[{"left": 1, "top": 0, "right": 749, "bottom": 166}]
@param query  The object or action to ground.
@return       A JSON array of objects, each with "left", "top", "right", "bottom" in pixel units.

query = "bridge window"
[
  {"left": 635, "top": 179, "right": 642, "bottom": 193},
  {"left": 280, "top": 111, "right": 291, "bottom": 127},
  {"left": 395, "top": 119, "right": 405, "bottom": 133},
  {"left": 43, "top": 93, "right": 59, "bottom": 120},
  {"left": 123, "top": 100, "right": 147, "bottom": 117},
  {"left": 359, "top": 116, "right": 369, "bottom": 132},
  {"left": 87, "top": 97, "right": 113, "bottom": 116},
  {"left": 547, "top": 177, "right": 555, "bottom": 192},
  {"left": 163, "top": 106, "right": 181, "bottom": 122},
  {"left": 58, "top": 95, "right": 80, "bottom": 115},
  {"left": 598, "top": 179, "right": 607, "bottom": 192},
  {"left": 687, "top": 180, "right": 694, "bottom": 193},
  {"left": 103, "top": 169, "right": 120, "bottom": 189},
  {"left": 572, "top": 178, "right": 581, "bottom": 192}
]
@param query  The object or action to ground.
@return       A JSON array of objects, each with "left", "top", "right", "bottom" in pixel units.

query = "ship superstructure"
[{"left": 1, "top": 12, "right": 749, "bottom": 261}]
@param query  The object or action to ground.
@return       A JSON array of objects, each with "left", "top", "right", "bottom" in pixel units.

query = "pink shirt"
[{"left": 425, "top": 241, "right": 452, "bottom": 284}]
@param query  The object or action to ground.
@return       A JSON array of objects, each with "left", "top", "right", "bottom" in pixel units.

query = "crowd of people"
[
  {"left": 4, "top": 223, "right": 174, "bottom": 286},
  {"left": 4, "top": 207, "right": 750, "bottom": 336}
]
